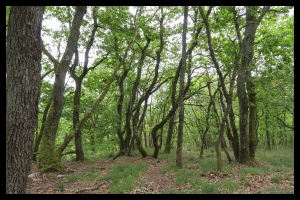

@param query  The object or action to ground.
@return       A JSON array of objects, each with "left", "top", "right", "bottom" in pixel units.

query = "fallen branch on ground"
[{"left": 75, "top": 181, "right": 105, "bottom": 193}]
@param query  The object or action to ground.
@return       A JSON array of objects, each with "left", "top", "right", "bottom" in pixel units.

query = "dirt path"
[{"left": 26, "top": 155, "right": 294, "bottom": 194}]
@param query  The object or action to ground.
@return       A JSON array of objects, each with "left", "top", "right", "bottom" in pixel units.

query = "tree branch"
[{"left": 41, "top": 40, "right": 59, "bottom": 67}]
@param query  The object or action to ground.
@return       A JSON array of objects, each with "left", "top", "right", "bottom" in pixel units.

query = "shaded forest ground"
[{"left": 26, "top": 146, "right": 294, "bottom": 194}]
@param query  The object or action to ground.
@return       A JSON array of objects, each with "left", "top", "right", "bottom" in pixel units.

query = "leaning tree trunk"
[
  {"left": 6, "top": 6, "right": 44, "bottom": 194},
  {"left": 38, "top": 6, "right": 87, "bottom": 172}
]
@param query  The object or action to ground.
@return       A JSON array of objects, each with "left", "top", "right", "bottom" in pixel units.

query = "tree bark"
[{"left": 6, "top": 6, "right": 44, "bottom": 194}]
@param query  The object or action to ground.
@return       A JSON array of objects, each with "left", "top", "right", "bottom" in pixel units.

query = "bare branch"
[{"left": 41, "top": 40, "right": 59, "bottom": 67}]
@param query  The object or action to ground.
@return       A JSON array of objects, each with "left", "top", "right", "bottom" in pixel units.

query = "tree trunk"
[
  {"left": 199, "top": 87, "right": 214, "bottom": 158},
  {"left": 70, "top": 9, "right": 100, "bottom": 161},
  {"left": 38, "top": 6, "right": 87, "bottom": 172},
  {"left": 6, "top": 6, "right": 44, "bottom": 194},
  {"left": 164, "top": 7, "right": 205, "bottom": 155},
  {"left": 247, "top": 70, "right": 258, "bottom": 160},
  {"left": 33, "top": 99, "right": 52, "bottom": 161},
  {"left": 176, "top": 6, "right": 188, "bottom": 168},
  {"left": 164, "top": 114, "right": 175, "bottom": 154},
  {"left": 116, "top": 68, "right": 129, "bottom": 154},
  {"left": 72, "top": 78, "right": 85, "bottom": 161},
  {"left": 265, "top": 110, "right": 271, "bottom": 150},
  {"left": 238, "top": 7, "right": 258, "bottom": 163}
]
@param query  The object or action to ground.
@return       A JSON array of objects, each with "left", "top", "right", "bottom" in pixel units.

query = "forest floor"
[{"left": 26, "top": 154, "right": 294, "bottom": 194}]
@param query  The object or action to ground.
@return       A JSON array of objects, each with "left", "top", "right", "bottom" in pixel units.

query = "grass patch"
[
  {"left": 239, "top": 165, "right": 270, "bottom": 175},
  {"left": 67, "top": 172, "right": 101, "bottom": 182},
  {"left": 218, "top": 179, "right": 240, "bottom": 193},
  {"left": 56, "top": 181, "right": 65, "bottom": 191},
  {"left": 160, "top": 163, "right": 179, "bottom": 174},
  {"left": 201, "top": 182, "right": 219, "bottom": 194},
  {"left": 174, "top": 169, "right": 197, "bottom": 186},
  {"left": 256, "top": 147, "right": 294, "bottom": 168},
  {"left": 265, "top": 185, "right": 294, "bottom": 194},
  {"left": 270, "top": 175, "right": 281, "bottom": 184},
  {"left": 101, "top": 163, "right": 148, "bottom": 193},
  {"left": 199, "top": 159, "right": 217, "bottom": 173}
]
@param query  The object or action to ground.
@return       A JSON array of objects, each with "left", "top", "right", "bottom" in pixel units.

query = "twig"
[{"left": 75, "top": 182, "right": 105, "bottom": 193}]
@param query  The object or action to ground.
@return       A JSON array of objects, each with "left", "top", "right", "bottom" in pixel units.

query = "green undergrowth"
[{"left": 100, "top": 163, "right": 148, "bottom": 193}]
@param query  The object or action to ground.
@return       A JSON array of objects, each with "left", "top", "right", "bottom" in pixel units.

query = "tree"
[
  {"left": 38, "top": 6, "right": 87, "bottom": 172},
  {"left": 58, "top": 6, "right": 140, "bottom": 159},
  {"left": 30, "top": 6, "right": 293, "bottom": 171},
  {"left": 237, "top": 6, "right": 270, "bottom": 163},
  {"left": 176, "top": 6, "right": 188, "bottom": 168},
  {"left": 6, "top": 6, "right": 44, "bottom": 194}
]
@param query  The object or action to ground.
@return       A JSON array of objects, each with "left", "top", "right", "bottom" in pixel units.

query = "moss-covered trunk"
[{"left": 38, "top": 6, "right": 87, "bottom": 172}]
